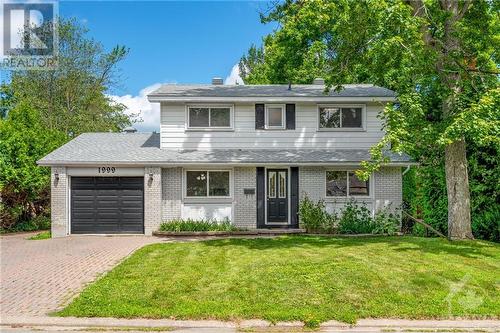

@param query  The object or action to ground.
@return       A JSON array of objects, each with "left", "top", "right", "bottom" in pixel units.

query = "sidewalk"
[{"left": 1, "top": 315, "right": 499, "bottom": 332}]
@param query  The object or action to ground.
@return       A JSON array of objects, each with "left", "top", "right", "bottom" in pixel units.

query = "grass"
[
  {"left": 57, "top": 236, "right": 500, "bottom": 325},
  {"left": 27, "top": 231, "right": 51, "bottom": 240},
  {"left": 158, "top": 218, "right": 241, "bottom": 232}
]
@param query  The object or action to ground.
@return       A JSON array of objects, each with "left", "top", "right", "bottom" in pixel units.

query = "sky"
[{"left": 57, "top": 1, "right": 277, "bottom": 131}]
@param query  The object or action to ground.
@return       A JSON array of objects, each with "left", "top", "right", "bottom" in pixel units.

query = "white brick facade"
[
  {"left": 299, "top": 166, "right": 402, "bottom": 214},
  {"left": 49, "top": 165, "right": 402, "bottom": 235},
  {"left": 161, "top": 167, "right": 182, "bottom": 221},
  {"left": 144, "top": 167, "right": 162, "bottom": 235},
  {"left": 233, "top": 167, "right": 257, "bottom": 229},
  {"left": 50, "top": 166, "right": 68, "bottom": 237}
]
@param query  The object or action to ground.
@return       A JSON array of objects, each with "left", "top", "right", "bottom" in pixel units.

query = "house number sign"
[{"left": 97, "top": 166, "right": 116, "bottom": 174}]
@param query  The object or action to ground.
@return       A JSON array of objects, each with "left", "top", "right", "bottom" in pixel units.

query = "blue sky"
[{"left": 60, "top": 1, "right": 276, "bottom": 96}]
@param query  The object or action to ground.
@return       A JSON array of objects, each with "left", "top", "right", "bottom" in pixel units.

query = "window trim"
[
  {"left": 265, "top": 104, "right": 286, "bottom": 130},
  {"left": 185, "top": 104, "right": 234, "bottom": 130},
  {"left": 317, "top": 104, "right": 366, "bottom": 132},
  {"left": 183, "top": 169, "right": 233, "bottom": 199},
  {"left": 324, "top": 169, "right": 373, "bottom": 199}
]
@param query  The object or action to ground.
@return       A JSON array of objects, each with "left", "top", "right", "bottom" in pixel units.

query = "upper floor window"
[
  {"left": 326, "top": 170, "right": 370, "bottom": 197},
  {"left": 318, "top": 105, "right": 364, "bottom": 130},
  {"left": 187, "top": 105, "right": 232, "bottom": 129},
  {"left": 265, "top": 104, "right": 285, "bottom": 129}
]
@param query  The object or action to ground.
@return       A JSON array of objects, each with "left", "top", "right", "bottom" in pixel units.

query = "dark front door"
[
  {"left": 266, "top": 169, "right": 288, "bottom": 223},
  {"left": 71, "top": 177, "right": 144, "bottom": 234}
]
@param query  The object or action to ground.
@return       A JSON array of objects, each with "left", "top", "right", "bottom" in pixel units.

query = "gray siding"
[{"left": 160, "top": 102, "right": 385, "bottom": 150}]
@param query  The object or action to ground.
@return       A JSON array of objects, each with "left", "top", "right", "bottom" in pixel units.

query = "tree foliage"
[
  {"left": 240, "top": 0, "right": 499, "bottom": 240},
  {"left": 0, "top": 103, "right": 67, "bottom": 228},
  {"left": 1, "top": 19, "right": 131, "bottom": 230},
  {"left": 7, "top": 19, "right": 132, "bottom": 136}
]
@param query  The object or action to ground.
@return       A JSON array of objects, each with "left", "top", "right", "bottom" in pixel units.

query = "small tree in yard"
[{"left": 240, "top": 0, "right": 499, "bottom": 240}]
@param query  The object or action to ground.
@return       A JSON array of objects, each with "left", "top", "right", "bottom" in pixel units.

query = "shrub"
[
  {"left": 298, "top": 195, "right": 330, "bottom": 232},
  {"left": 372, "top": 206, "right": 401, "bottom": 235},
  {"left": 337, "top": 200, "right": 374, "bottom": 234},
  {"left": 0, "top": 215, "right": 51, "bottom": 233},
  {"left": 159, "top": 218, "right": 240, "bottom": 232},
  {"left": 299, "top": 197, "right": 401, "bottom": 235}
]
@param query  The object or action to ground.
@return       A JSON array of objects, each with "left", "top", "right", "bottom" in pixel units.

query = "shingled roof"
[
  {"left": 38, "top": 133, "right": 413, "bottom": 166},
  {"left": 147, "top": 84, "right": 396, "bottom": 102}
]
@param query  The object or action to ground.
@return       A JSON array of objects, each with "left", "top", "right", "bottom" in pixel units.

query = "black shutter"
[
  {"left": 286, "top": 104, "right": 296, "bottom": 130},
  {"left": 255, "top": 104, "right": 265, "bottom": 129},
  {"left": 256, "top": 167, "right": 265, "bottom": 228},
  {"left": 290, "top": 167, "right": 299, "bottom": 228}
]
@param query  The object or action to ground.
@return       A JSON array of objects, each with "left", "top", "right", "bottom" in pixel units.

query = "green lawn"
[{"left": 58, "top": 236, "right": 500, "bottom": 325}]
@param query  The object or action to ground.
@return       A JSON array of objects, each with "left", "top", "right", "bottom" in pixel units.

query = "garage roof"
[{"left": 37, "top": 133, "right": 413, "bottom": 166}]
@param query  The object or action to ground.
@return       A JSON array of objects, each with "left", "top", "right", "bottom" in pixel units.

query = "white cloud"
[
  {"left": 108, "top": 83, "right": 161, "bottom": 133},
  {"left": 224, "top": 63, "right": 244, "bottom": 85}
]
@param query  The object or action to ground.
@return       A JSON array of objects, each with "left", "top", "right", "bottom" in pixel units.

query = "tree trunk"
[{"left": 444, "top": 138, "right": 473, "bottom": 240}]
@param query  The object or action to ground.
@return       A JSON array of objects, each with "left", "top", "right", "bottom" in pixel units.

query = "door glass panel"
[
  {"left": 278, "top": 171, "right": 286, "bottom": 198},
  {"left": 268, "top": 172, "right": 276, "bottom": 198}
]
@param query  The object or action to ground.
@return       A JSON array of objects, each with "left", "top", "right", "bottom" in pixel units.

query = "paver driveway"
[{"left": 0, "top": 233, "right": 162, "bottom": 316}]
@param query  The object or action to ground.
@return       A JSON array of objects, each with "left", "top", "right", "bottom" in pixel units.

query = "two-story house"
[{"left": 38, "top": 78, "right": 412, "bottom": 237}]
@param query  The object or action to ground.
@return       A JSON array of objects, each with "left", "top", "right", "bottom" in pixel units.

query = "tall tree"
[
  {"left": 1, "top": 19, "right": 132, "bottom": 229},
  {"left": 7, "top": 19, "right": 132, "bottom": 136},
  {"left": 240, "top": 0, "right": 499, "bottom": 240}
]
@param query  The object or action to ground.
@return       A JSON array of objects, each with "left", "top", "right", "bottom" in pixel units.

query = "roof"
[
  {"left": 147, "top": 84, "right": 396, "bottom": 102},
  {"left": 37, "top": 133, "right": 413, "bottom": 166}
]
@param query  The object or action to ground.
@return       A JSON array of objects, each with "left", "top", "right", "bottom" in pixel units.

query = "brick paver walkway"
[{"left": 0, "top": 233, "right": 162, "bottom": 316}]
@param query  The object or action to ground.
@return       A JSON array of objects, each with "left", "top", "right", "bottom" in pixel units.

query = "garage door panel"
[{"left": 71, "top": 177, "right": 144, "bottom": 234}]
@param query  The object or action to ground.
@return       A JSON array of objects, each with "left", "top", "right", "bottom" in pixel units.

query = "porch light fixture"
[
  {"left": 148, "top": 173, "right": 154, "bottom": 182},
  {"left": 54, "top": 173, "right": 59, "bottom": 181}
]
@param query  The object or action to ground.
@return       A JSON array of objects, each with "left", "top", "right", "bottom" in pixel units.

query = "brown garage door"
[{"left": 71, "top": 177, "right": 144, "bottom": 234}]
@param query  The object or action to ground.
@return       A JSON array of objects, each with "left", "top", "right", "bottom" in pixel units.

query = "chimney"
[
  {"left": 313, "top": 78, "right": 325, "bottom": 85},
  {"left": 123, "top": 126, "right": 137, "bottom": 133},
  {"left": 212, "top": 77, "right": 224, "bottom": 85}
]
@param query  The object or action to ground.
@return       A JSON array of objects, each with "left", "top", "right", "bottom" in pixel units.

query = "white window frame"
[
  {"left": 317, "top": 104, "right": 366, "bottom": 131},
  {"left": 265, "top": 104, "right": 286, "bottom": 129},
  {"left": 324, "top": 169, "right": 373, "bottom": 199},
  {"left": 183, "top": 169, "right": 233, "bottom": 199},
  {"left": 186, "top": 104, "right": 234, "bottom": 130}
]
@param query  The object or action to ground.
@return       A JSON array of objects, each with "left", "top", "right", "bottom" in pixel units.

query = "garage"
[{"left": 71, "top": 177, "right": 144, "bottom": 234}]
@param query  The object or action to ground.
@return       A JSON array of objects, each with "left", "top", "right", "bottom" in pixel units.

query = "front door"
[{"left": 266, "top": 169, "right": 288, "bottom": 223}]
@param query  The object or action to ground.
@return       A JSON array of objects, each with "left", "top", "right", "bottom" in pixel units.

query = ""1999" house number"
[{"left": 97, "top": 166, "right": 116, "bottom": 174}]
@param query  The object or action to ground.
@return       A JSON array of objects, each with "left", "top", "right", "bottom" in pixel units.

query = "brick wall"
[
  {"left": 233, "top": 167, "right": 257, "bottom": 229},
  {"left": 374, "top": 166, "right": 402, "bottom": 211},
  {"left": 51, "top": 166, "right": 68, "bottom": 237},
  {"left": 161, "top": 167, "right": 182, "bottom": 222},
  {"left": 299, "top": 166, "right": 402, "bottom": 213},
  {"left": 144, "top": 167, "right": 162, "bottom": 235}
]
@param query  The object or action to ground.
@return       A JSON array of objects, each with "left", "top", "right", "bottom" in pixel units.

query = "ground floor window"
[
  {"left": 185, "top": 170, "right": 230, "bottom": 197},
  {"left": 326, "top": 170, "right": 370, "bottom": 197}
]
